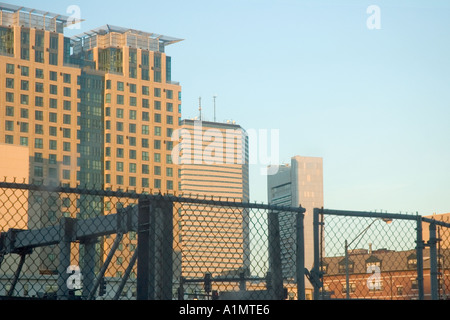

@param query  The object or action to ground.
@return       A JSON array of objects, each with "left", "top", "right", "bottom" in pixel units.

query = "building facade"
[
  {"left": 176, "top": 119, "right": 250, "bottom": 279},
  {"left": 0, "top": 3, "right": 182, "bottom": 277},
  {"left": 267, "top": 155, "right": 324, "bottom": 298},
  {"left": 321, "top": 247, "right": 450, "bottom": 300}
]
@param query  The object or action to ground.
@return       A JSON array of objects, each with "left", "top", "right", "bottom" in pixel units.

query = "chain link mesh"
[
  {"left": 0, "top": 182, "right": 301, "bottom": 300},
  {"left": 319, "top": 211, "right": 450, "bottom": 300}
]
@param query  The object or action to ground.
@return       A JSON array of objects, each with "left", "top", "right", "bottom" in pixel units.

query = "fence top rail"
[
  {"left": 421, "top": 216, "right": 450, "bottom": 229},
  {"left": 0, "top": 181, "right": 305, "bottom": 214},
  {"left": 317, "top": 208, "right": 450, "bottom": 228},
  {"left": 317, "top": 208, "right": 420, "bottom": 221}
]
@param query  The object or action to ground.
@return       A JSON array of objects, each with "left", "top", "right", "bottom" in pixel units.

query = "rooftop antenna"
[
  {"left": 198, "top": 97, "right": 202, "bottom": 121},
  {"left": 213, "top": 95, "right": 217, "bottom": 122}
]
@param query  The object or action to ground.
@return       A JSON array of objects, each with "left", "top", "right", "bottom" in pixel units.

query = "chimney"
[{"left": 368, "top": 243, "right": 372, "bottom": 255}]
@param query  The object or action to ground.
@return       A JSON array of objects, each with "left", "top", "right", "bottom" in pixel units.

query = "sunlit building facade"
[
  {"left": 0, "top": 3, "right": 182, "bottom": 276},
  {"left": 177, "top": 119, "right": 250, "bottom": 279},
  {"left": 268, "top": 155, "right": 324, "bottom": 299}
]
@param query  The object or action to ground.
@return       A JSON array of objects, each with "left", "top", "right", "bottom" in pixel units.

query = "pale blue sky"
[{"left": 12, "top": 0, "right": 450, "bottom": 215}]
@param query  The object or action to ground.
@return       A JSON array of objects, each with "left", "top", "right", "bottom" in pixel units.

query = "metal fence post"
[
  {"left": 57, "top": 217, "right": 76, "bottom": 300},
  {"left": 312, "top": 208, "right": 321, "bottom": 300},
  {"left": 81, "top": 237, "right": 98, "bottom": 299},
  {"left": 155, "top": 199, "right": 174, "bottom": 300},
  {"left": 296, "top": 211, "right": 305, "bottom": 300},
  {"left": 268, "top": 210, "right": 283, "bottom": 299},
  {"left": 429, "top": 221, "right": 439, "bottom": 300},
  {"left": 137, "top": 197, "right": 154, "bottom": 300},
  {"left": 416, "top": 216, "right": 425, "bottom": 300}
]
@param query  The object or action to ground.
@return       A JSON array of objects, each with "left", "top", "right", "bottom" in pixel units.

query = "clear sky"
[{"left": 11, "top": 0, "right": 450, "bottom": 215}]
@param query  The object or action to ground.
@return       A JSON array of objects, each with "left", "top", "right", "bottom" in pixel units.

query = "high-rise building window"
[
  {"left": 5, "top": 135, "right": 13, "bottom": 144},
  {"left": 63, "top": 142, "right": 71, "bottom": 151},
  {"left": 50, "top": 85, "right": 58, "bottom": 95},
  {"left": 49, "top": 71, "right": 57, "bottom": 81},
  {"left": 5, "top": 120, "right": 14, "bottom": 131},
  {"left": 35, "top": 138, "right": 43, "bottom": 149},
  {"left": 35, "top": 111, "right": 43, "bottom": 121},
  {"left": 20, "top": 94, "right": 29, "bottom": 105},
  {"left": 49, "top": 126, "right": 57, "bottom": 136},
  {"left": 49, "top": 53, "right": 58, "bottom": 65},
  {"left": 20, "top": 122, "right": 28, "bottom": 133},
  {"left": 49, "top": 113, "right": 57, "bottom": 123},
  {"left": 6, "top": 64, "right": 14, "bottom": 74},
  {"left": 6, "top": 78, "right": 14, "bottom": 89},
  {"left": 20, "top": 136, "right": 29, "bottom": 146},
  {"left": 21, "top": 66, "right": 29, "bottom": 76},
  {"left": 6, "top": 92, "right": 14, "bottom": 102},
  {"left": 5, "top": 106, "right": 14, "bottom": 117},
  {"left": 20, "top": 30, "right": 30, "bottom": 60},
  {"left": 21, "top": 80, "right": 29, "bottom": 91},
  {"left": 35, "top": 69, "right": 44, "bottom": 78},
  {"left": 49, "top": 98, "right": 57, "bottom": 108},
  {"left": 35, "top": 83, "right": 44, "bottom": 93},
  {"left": 20, "top": 108, "right": 29, "bottom": 118},
  {"left": 35, "top": 124, "right": 44, "bottom": 135},
  {"left": 34, "top": 166, "right": 43, "bottom": 177},
  {"left": 49, "top": 140, "right": 57, "bottom": 150},
  {"left": 63, "top": 114, "right": 71, "bottom": 124}
]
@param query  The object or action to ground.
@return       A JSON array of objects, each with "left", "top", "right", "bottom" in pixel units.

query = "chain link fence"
[
  {"left": 0, "top": 181, "right": 305, "bottom": 300},
  {"left": 314, "top": 208, "right": 450, "bottom": 300}
]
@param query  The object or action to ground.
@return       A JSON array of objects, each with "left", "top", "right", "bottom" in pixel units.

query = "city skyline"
[{"left": 5, "top": 0, "right": 450, "bottom": 216}]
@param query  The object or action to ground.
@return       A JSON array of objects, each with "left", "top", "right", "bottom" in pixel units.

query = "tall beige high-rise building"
[
  {"left": 268, "top": 155, "right": 324, "bottom": 298},
  {"left": 176, "top": 119, "right": 250, "bottom": 278},
  {"left": 0, "top": 3, "right": 182, "bottom": 276}
]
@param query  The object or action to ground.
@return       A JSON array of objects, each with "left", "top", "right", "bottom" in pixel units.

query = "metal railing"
[
  {"left": 312, "top": 208, "right": 450, "bottom": 300},
  {"left": 0, "top": 181, "right": 305, "bottom": 300}
]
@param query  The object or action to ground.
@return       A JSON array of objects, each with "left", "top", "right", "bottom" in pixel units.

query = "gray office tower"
[{"left": 267, "top": 156, "right": 323, "bottom": 297}]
